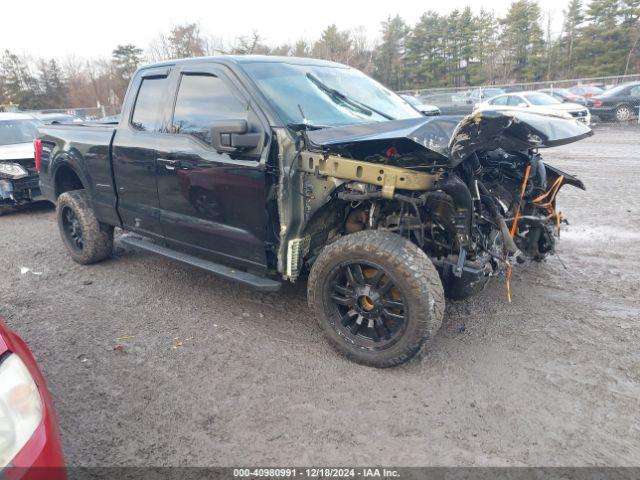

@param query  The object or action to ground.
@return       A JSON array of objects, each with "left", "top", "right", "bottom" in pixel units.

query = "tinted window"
[
  {"left": 172, "top": 74, "right": 246, "bottom": 145},
  {"left": 131, "top": 77, "right": 168, "bottom": 131},
  {"left": 629, "top": 86, "right": 640, "bottom": 97}
]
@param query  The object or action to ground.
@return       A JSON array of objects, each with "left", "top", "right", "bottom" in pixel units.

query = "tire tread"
[
  {"left": 308, "top": 230, "right": 445, "bottom": 368},
  {"left": 56, "top": 190, "right": 113, "bottom": 264}
]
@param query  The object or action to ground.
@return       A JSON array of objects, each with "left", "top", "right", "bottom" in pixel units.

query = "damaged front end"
[{"left": 275, "top": 110, "right": 591, "bottom": 298}]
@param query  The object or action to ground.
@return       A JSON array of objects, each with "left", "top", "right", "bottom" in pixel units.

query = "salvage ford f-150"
[{"left": 37, "top": 56, "right": 591, "bottom": 367}]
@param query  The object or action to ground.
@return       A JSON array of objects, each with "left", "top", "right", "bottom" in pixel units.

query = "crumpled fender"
[
  {"left": 449, "top": 110, "right": 593, "bottom": 166},
  {"left": 545, "top": 163, "right": 586, "bottom": 191}
]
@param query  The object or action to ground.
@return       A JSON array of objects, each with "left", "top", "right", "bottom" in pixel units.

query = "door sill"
[{"left": 120, "top": 235, "right": 282, "bottom": 292}]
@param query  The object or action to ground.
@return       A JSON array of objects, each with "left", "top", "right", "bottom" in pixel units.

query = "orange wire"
[
  {"left": 510, "top": 164, "right": 532, "bottom": 239},
  {"left": 533, "top": 175, "right": 565, "bottom": 236}
]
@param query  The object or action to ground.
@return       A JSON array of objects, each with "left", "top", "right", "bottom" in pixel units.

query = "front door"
[{"left": 155, "top": 65, "right": 270, "bottom": 270}]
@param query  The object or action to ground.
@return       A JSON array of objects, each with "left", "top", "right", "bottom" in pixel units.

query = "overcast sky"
[{"left": 2, "top": 0, "right": 571, "bottom": 60}]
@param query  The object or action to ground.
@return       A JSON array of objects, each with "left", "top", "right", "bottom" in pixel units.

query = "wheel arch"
[{"left": 53, "top": 162, "right": 86, "bottom": 198}]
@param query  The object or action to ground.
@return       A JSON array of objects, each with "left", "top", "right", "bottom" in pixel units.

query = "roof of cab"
[{"left": 138, "top": 55, "right": 350, "bottom": 72}]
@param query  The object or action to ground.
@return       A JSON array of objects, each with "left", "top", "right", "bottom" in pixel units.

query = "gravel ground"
[{"left": 1, "top": 125, "right": 639, "bottom": 467}]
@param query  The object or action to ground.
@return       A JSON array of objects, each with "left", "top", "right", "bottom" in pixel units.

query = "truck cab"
[{"left": 40, "top": 57, "right": 286, "bottom": 275}]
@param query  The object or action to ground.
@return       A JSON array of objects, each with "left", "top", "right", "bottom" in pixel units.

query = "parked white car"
[
  {"left": 473, "top": 91, "right": 591, "bottom": 125},
  {"left": 400, "top": 94, "right": 441, "bottom": 116},
  {"left": 0, "top": 112, "right": 44, "bottom": 211}
]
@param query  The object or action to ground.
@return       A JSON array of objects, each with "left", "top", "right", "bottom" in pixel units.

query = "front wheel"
[
  {"left": 308, "top": 230, "right": 445, "bottom": 368},
  {"left": 56, "top": 190, "right": 113, "bottom": 264}
]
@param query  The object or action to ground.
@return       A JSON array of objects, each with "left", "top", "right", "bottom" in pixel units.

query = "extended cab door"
[
  {"left": 155, "top": 64, "right": 270, "bottom": 270},
  {"left": 112, "top": 67, "right": 172, "bottom": 239}
]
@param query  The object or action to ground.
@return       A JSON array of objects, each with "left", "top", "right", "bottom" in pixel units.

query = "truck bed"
[{"left": 38, "top": 123, "right": 120, "bottom": 226}]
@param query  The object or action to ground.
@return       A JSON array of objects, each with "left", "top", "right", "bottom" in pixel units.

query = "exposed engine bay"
[{"left": 277, "top": 110, "right": 591, "bottom": 300}]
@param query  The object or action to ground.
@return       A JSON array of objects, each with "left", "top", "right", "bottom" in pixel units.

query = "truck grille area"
[{"left": 13, "top": 175, "right": 40, "bottom": 191}]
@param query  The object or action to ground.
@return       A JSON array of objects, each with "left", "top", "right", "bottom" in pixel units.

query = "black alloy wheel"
[{"left": 328, "top": 261, "right": 407, "bottom": 350}]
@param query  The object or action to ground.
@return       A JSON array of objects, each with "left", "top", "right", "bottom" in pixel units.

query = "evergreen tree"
[
  {"left": 111, "top": 44, "right": 143, "bottom": 104},
  {"left": 406, "top": 12, "right": 447, "bottom": 87},
  {"left": 457, "top": 8, "right": 477, "bottom": 86},
  {"left": 473, "top": 9, "right": 500, "bottom": 84},
  {"left": 0, "top": 50, "right": 39, "bottom": 109},
  {"left": 373, "top": 15, "right": 409, "bottom": 90},
  {"left": 37, "top": 59, "right": 67, "bottom": 108},
  {"left": 312, "top": 25, "right": 352, "bottom": 63},
  {"left": 561, "top": 0, "right": 584, "bottom": 77},
  {"left": 573, "top": 0, "right": 629, "bottom": 75},
  {"left": 499, "top": 0, "right": 546, "bottom": 82}
]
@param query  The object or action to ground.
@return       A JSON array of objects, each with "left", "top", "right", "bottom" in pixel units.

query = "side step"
[{"left": 120, "top": 236, "right": 282, "bottom": 292}]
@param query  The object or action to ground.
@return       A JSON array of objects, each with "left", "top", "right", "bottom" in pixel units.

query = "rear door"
[
  {"left": 112, "top": 67, "right": 172, "bottom": 239},
  {"left": 155, "top": 64, "right": 270, "bottom": 270}
]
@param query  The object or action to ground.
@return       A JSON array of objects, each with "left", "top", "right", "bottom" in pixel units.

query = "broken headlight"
[
  {"left": 0, "top": 354, "right": 43, "bottom": 468},
  {"left": 0, "top": 163, "right": 28, "bottom": 179}
]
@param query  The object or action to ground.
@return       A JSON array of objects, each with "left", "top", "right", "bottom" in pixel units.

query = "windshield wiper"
[
  {"left": 305, "top": 73, "right": 395, "bottom": 121},
  {"left": 287, "top": 122, "right": 330, "bottom": 131}
]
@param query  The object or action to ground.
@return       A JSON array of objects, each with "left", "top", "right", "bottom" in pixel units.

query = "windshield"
[
  {"left": 0, "top": 119, "right": 40, "bottom": 146},
  {"left": 241, "top": 62, "right": 421, "bottom": 127},
  {"left": 524, "top": 93, "right": 561, "bottom": 105}
]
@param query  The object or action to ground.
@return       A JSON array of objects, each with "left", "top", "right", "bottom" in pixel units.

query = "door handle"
[{"left": 157, "top": 158, "right": 178, "bottom": 170}]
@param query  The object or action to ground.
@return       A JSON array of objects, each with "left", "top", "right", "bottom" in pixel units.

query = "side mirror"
[
  {"left": 210, "top": 119, "right": 261, "bottom": 153},
  {"left": 517, "top": 102, "right": 528, "bottom": 108}
]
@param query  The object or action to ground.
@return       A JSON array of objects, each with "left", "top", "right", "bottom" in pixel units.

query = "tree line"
[{"left": 1, "top": 0, "right": 638, "bottom": 110}]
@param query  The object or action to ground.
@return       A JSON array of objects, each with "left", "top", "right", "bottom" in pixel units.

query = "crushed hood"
[
  {"left": 307, "top": 110, "right": 593, "bottom": 167},
  {"left": 0, "top": 143, "right": 33, "bottom": 161}
]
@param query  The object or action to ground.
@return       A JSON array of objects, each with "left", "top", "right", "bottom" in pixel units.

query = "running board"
[{"left": 120, "top": 236, "right": 282, "bottom": 292}]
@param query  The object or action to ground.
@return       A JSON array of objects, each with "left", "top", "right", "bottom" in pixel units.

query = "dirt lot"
[{"left": 1, "top": 126, "right": 639, "bottom": 467}]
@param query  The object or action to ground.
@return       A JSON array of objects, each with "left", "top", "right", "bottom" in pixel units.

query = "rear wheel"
[
  {"left": 56, "top": 190, "right": 113, "bottom": 264},
  {"left": 614, "top": 104, "right": 633, "bottom": 122},
  {"left": 308, "top": 230, "right": 445, "bottom": 368}
]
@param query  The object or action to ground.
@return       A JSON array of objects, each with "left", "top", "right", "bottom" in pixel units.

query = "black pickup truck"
[{"left": 38, "top": 56, "right": 591, "bottom": 367}]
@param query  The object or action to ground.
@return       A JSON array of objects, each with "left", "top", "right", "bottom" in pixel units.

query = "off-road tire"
[
  {"left": 308, "top": 230, "right": 445, "bottom": 368},
  {"left": 56, "top": 189, "right": 113, "bottom": 264}
]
